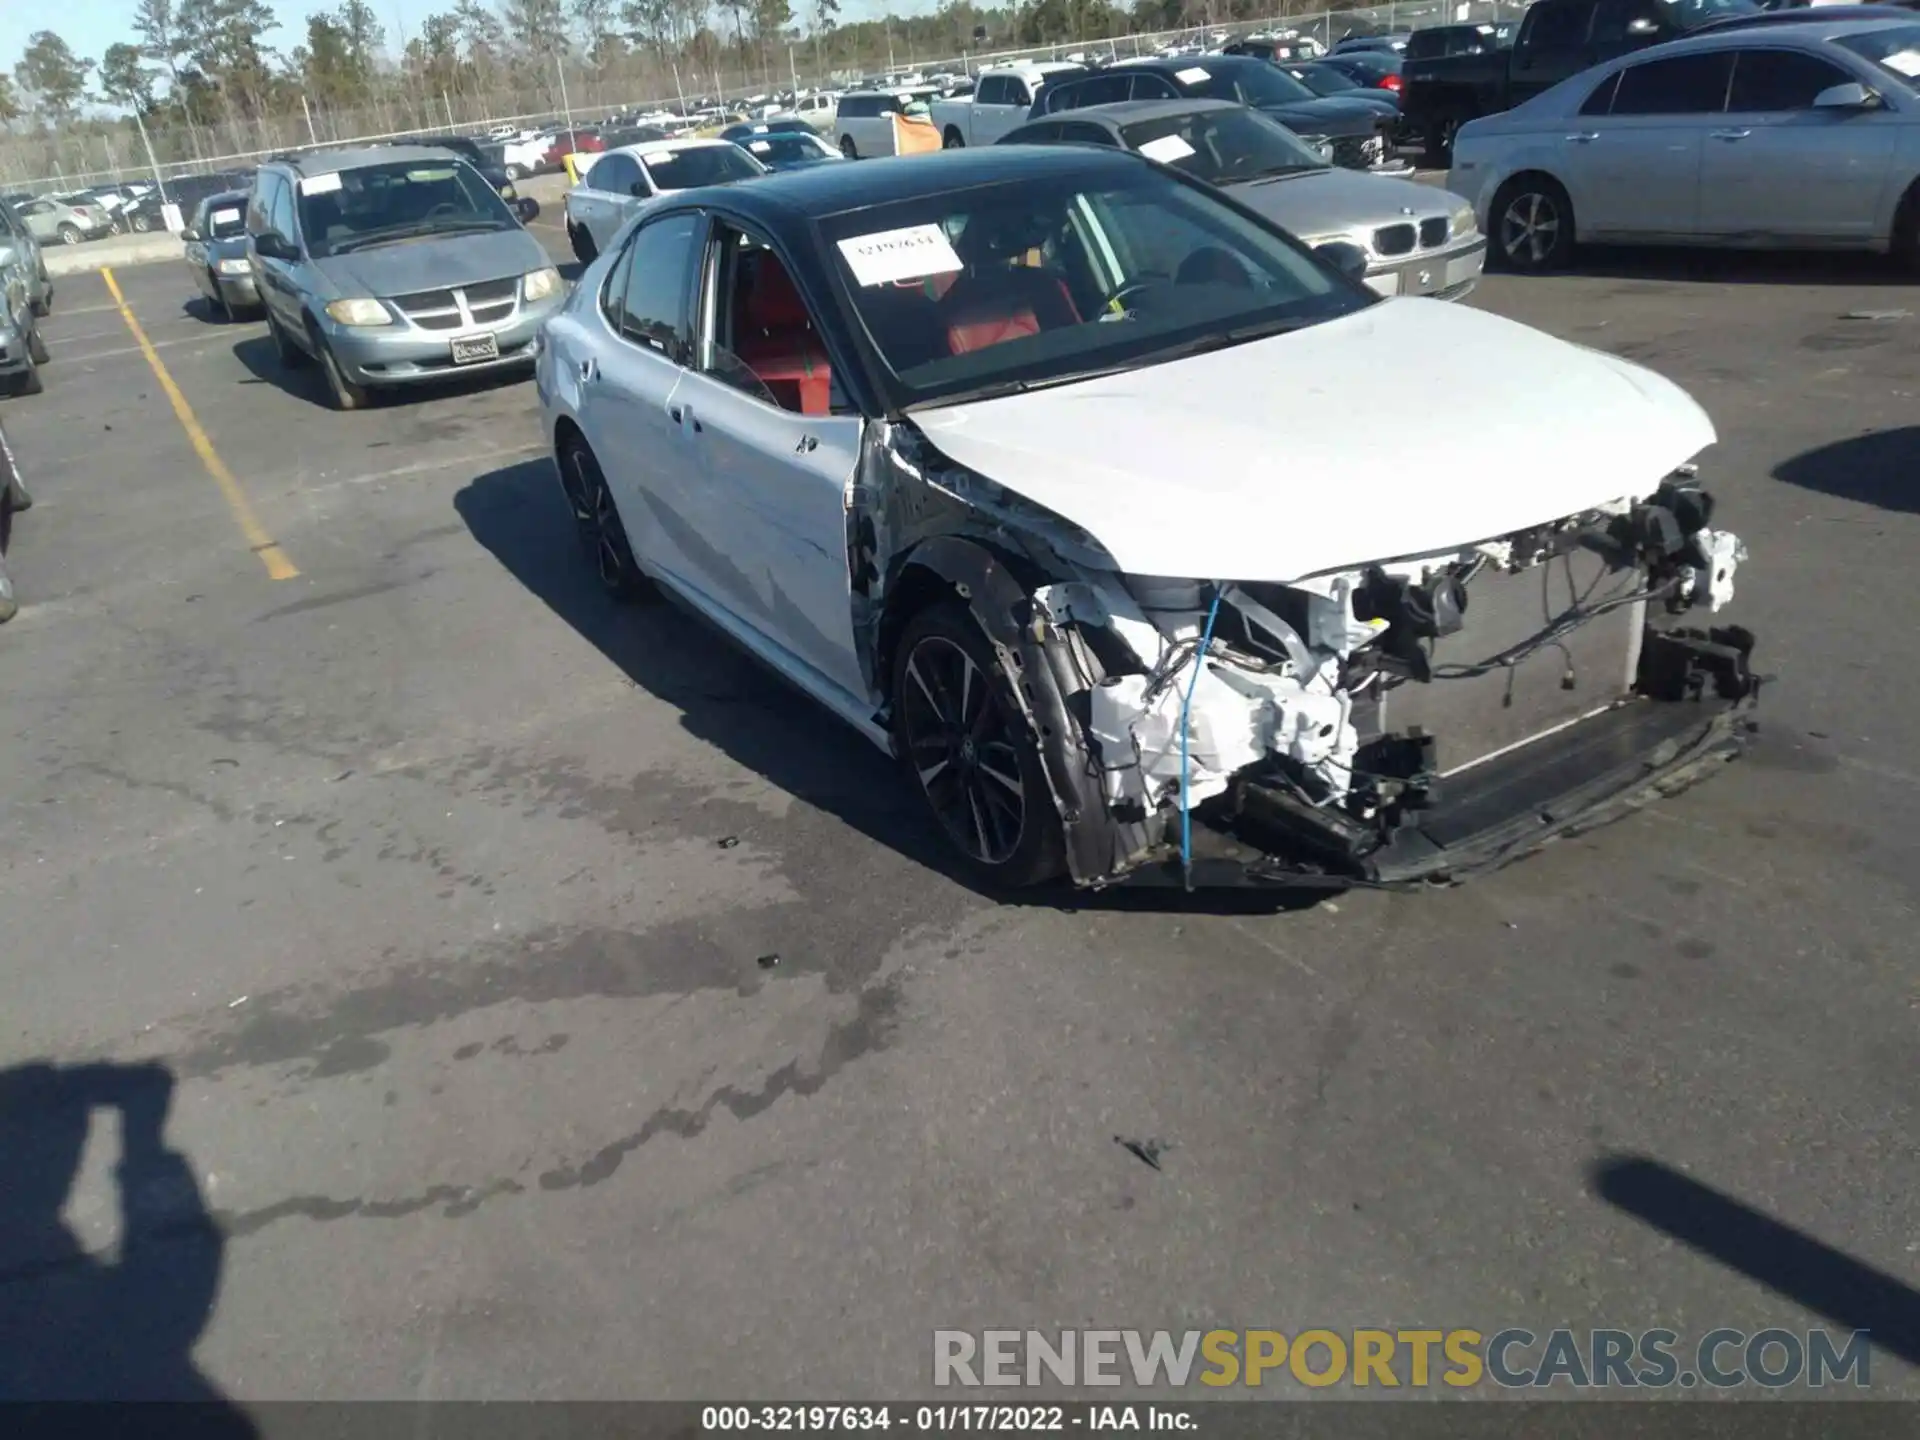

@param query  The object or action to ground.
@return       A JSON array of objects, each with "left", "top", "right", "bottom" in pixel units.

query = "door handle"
[
  {"left": 579, "top": 356, "right": 598, "bottom": 383},
  {"left": 1710, "top": 128, "right": 1752, "bottom": 141},
  {"left": 795, "top": 435, "right": 819, "bottom": 454},
  {"left": 669, "top": 403, "right": 702, "bottom": 434},
  {"left": 1565, "top": 131, "right": 1599, "bottom": 143}
]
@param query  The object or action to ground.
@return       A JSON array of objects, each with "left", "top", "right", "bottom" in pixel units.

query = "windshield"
[
  {"left": 1833, "top": 24, "right": 1920, "bottom": 88},
  {"left": 1283, "top": 62, "right": 1360, "bottom": 94},
  {"left": 740, "top": 133, "right": 836, "bottom": 166},
  {"left": 1177, "top": 61, "right": 1319, "bottom": 105},
  {"left": 296, "top": 160, "right": 516, "bottom": 257},
  {"left": 1663, "top": 0, "right": 1760, "bottom": 28},
  {"left": 205, "top": 200, "right": 247, "bottom": 240},
  {"left": 640, "top": 145, "right": 765, "bottom": 190},
  {"left": 820, "top": 168, "right": 1366, "bottom": 409},
  {"left": 1120, "top": 108, "right": 1328, "bottom": 185}
]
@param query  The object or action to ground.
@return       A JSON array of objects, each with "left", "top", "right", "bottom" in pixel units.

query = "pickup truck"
[
  {"left": 930, "top": 63, "right": 1085, "bottom": 147},
  {"left": 1402, "top": 0, "right": 1762, "bottom": 164}
]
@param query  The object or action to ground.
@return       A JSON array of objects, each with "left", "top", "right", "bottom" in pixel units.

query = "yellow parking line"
[{"left": 100, "top": 267, "right": 299, "bottom": 581}]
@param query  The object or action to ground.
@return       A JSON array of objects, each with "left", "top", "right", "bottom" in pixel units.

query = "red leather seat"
[
  {"left": 734, "top": 256, "right": 831, "bottom": 416},
  {"left": 939, "top": 268, "right": 1082, "bottom": 356}
]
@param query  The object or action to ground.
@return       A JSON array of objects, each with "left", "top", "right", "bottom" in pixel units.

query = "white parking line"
[{"left": 62, "top": 328, "right": 260, "bottom": 368}]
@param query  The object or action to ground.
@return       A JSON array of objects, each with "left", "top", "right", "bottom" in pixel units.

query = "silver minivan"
[{"left": 247, "top": 145, "right": 565, "bottom": 410}]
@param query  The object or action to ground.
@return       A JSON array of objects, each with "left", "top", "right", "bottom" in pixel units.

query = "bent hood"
[{"left": 912, "top": 298, "right": 1715, "bottom": 584}]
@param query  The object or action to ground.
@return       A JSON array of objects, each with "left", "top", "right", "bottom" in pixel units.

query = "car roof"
[
  {"left": 677, "top": 143, "right": 1150, "bottom": 224},
  {"left": 1626, "top": 11, "right": 1916, "bottom": 53},
  {"left": 1023, "top": 97, "right": 1240, "bottom": 128},
  {"left": 1694, "top": 4, "right": 1915, "bottom": 30},
  {"left": 269, "top": 144, "right": 461, "bottom": 176},
  {"left": 200, "top": 190, "right": 251, "bottom": 210},
  {"left": 618, "top": 137, "right": 734, "bottom": 159}
]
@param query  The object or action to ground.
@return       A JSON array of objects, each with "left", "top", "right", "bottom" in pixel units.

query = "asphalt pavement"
[{"left": 1, "top": 220, "right": 1918, "bottom": 1404}]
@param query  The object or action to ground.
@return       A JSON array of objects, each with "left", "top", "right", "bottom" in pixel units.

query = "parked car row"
[{"left": 1451, "top": 7, "right": 1920, "bottom": 271}]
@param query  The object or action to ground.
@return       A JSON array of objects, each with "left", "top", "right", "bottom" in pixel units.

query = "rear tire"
[
  {"left": 892, "top": 601, "right": 1066, "bottom": 889},
  {"left": 505, "top": 163, "right": 526, "bottom": 181},
  {"left": 1893, "top": 181, "right": 1920, "bottom": 275},
  {"left": 943, "top": 127, "right": 965, "bottom": 149},
  {"left": 557, "top": 437, "right": 652, "bottom": 601},
  {"left": 569, "top": 222, "right": 597, "bottom": 266},
  {"left": 1490, "top": 173, "right": 1576, "bottom": 274},
  {"left": 58, "top": 224, "right": 82, "bottom": 246},
  {"left": 130, "top": 213, "right": 153, "bottom": 233},
  {"left": 1423, "top": 113, "right": 1463, "bottom": 169}
]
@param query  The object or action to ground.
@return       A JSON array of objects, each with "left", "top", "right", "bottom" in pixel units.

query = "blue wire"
[{"left": 1180, "top": 588, "right": 1223, "bottom": 891}]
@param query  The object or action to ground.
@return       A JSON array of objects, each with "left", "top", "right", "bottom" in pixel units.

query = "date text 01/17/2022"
[{"left": 699, "top": 1405, "right": 1197, "bottom": 1431}]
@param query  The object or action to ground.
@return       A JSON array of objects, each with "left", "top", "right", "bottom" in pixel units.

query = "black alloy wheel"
[
  {"left": 558, "top": 440, "right": 651, "bottom": 600},
  {"left": 893, "top": 603, "right": 1064, "bottom": 887}
]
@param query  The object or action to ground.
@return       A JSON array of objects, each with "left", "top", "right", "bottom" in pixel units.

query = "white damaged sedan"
[{"left": 534, "top": 144, "right": 1758, "bottom": 891}]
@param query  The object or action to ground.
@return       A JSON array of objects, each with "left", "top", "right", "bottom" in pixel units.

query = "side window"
[
  {"left": 268, "top": 177, "right": 297, "bottom": 242},
  {"left": 1517, "top": 1, "right": 1591, "bottom": 55},
  {"left": 597, "top": 154, "right": 643, "bottom": 194},
  {"left": 1009, "top": 122, "right": 1062, "bottom": 143},
  {"left": 609, "top": 212, "right": 701, "bottom": 360},
  {"left": 1726, "top": 48, "right": 1853, "bottom": 111},
  {"left": 1071, "top": 72, "right": 1134, "bottom": 107},
  {"left": 1610, "top": 52, "right": 1733, "bottom": 115},
  {"left": 1579, "top": 71, "right": 1622, "bottom": 115},
  {"left": 879, "top": 95, "right": 902, "bottom": 115},
  {"left": 702, "top": 223, "right": 841, "bottom": 417},
  {"left": 1009, "top": 80, "right": 1034, "bottom": 108},
  {"left": 976, "top": 76, "right": 1008, "bottom": 106}
]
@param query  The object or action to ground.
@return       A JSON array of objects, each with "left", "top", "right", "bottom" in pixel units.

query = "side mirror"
[
  {"left": 629, "top": 181, "right": 650, "bottom": 197},
  {"left": 1315, "top": 240, "right": 1370, "bottom": 282},
  {"left": 1813, "top": 81, "right": 1875, "bottom": 110},
  {"left": 253, "top": 231, "right": 293, "bottom": 261},
  {"left": 180, "top": 227, "right": 202, "bottom": 243}
]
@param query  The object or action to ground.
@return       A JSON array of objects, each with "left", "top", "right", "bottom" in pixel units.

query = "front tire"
[
  {"left": 27, "top": 325, "right": 49, "bottom": 366},
  {"left": 209, "top": 273, "right": 231, "bottom": 323},
  {"left": 839, "top": 136, "right": 858, "bottom": 159},
  {"left": 505, "top": 163, "right": 526, "bottom": 181},
  {"left": 893, "top": 601, "right": 1066, "bottom": 889},
  {"left": 9, "top": 358, "right": 43, "bottom": 397},
  {"left": 130, "top": 213, "right": 153, "bottom": 233},
  {"left": 1424, "top": 113, "right": 1462, "bottom": 169},
  {"left": 1490, "top": 173, "right": 1575, "bottom": 273},
  {"left": 312, "top": 324, "right": 369, "bottom": 411},
  {"left": 943, "top": 127, "right": 965, "bottom": 149},
  {"left": 58, "top": 224, "right": 82, "bottom": 246},
  {"left": 557, "top": 438, "right": 652, "bottom": 601},
  {"left": 1893, "top": 181, "right": 1920, "bottom": 275}
]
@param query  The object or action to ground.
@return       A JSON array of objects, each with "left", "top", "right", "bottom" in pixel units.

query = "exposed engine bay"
[{"left": 851, "top": 423, "right": 1761, "bottom": 890}]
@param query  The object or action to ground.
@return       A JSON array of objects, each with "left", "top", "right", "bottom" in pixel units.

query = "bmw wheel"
[
  {"left": 1491, "top": 174, "right": 1575, "bottom": 273},
  {"left": 558, "top": 438, "right": 652, "bottom": 601},
  {"left": 893, "top": 602, "right": 1065, "bottom": 888}
]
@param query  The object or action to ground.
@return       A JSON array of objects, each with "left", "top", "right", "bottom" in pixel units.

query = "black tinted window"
[
  {"left": 1611, "top": 52, "right": 1732, "bottom": 113},
  {"left": 1067, "top": 72, "right": 1134, "bottom": 108},
  {"left": 1058, "top": 121, "right": 1120, "bottom": 146},
  {"left": 841, "top": 96, "right": 871, "bottom": 117},
  {"left": 1519, "top": 1, "right": 1591, "bottom": 51},
  {"left": 587, "top": 154, "right": 641, "bottom": 192},
  {"left": 613, "top": 212, "right": 700, "bottom": 358},
  {"left": 1579, "top": 70, "right": 1622, "bottom": 114},
  {"left": 1726, "top": 48, "right": 1852, "bottom": 110}
]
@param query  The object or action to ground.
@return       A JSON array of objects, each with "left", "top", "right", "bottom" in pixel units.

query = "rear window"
[{"left": 205, "top": 202, "right": 247, "bottom": 239}]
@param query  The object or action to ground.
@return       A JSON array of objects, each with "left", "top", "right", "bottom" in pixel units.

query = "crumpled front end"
[{"left": 857, "top": 425, "right": 1759, "bottom": 891}]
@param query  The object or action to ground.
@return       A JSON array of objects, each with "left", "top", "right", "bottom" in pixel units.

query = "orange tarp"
[{"left": 891, "top": 113, "right": 942, "bottom": 156}]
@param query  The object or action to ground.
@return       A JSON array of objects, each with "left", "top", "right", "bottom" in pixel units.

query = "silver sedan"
[
  {"left": 1451, "top": 15, "right": 1920, "bottom": 272},
  {"left": 1000, "top": 98, "right": 1487, "bottom": 300}
]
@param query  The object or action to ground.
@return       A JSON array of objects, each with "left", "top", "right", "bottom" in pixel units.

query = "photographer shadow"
[{"left": 0, "top": 1060, "right": 254, "bottom": 1424}]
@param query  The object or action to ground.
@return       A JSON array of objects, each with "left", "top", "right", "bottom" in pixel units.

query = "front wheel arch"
[{"left": 1489, "top": 170, "right": 1577, "bottom": 273}]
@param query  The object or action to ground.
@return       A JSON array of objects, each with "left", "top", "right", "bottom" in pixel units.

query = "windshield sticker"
[
  {"left": 750, "top": 139, "right": 773, "bottom": 152},
  {"left": 837, "top": 224, "right": 964, "bottom": 287},
  {"left": 1175, "top": 66, "right": 1211, "bottom": 85},
  {"left": 1883, "top": 49, "right": 1920, "bottom": 77},
  {"left": 211, "top": 207, "right": 241, "bottom": 226},
  {"left": 1137, "top": 134, "right": 1196, "bottom": 163},
  {"left": 300, "top": 172, "right": 343, "bottom": 196}
]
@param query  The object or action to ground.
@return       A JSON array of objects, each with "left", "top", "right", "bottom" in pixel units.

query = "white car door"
[
  {"left": 1570, "top": 50, "right": 1731, "bottom": 239},
  {"left": 574, "top": 153, "right": 648, "bottom": 252},
  {"left": 581, "top": 211, "right": 705, "bottom": 587},
  {"left": 972, "top": 76, "right": 1037, "bottom": 144},
  {"left": 666, "top": 222, "right": 869, "bottom": 702},
  {"left": 1698, "top": 46, "right": 1900, "bottom": 241}
]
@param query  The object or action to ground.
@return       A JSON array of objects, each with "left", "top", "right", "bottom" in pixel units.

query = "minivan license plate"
[{"left": 451, "top": 334, "right": 500, "bottom": 365}]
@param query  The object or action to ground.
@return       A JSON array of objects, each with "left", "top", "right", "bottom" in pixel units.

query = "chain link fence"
[{"left": 1, "top": 0, "right": 1527, "bottom": 194}]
